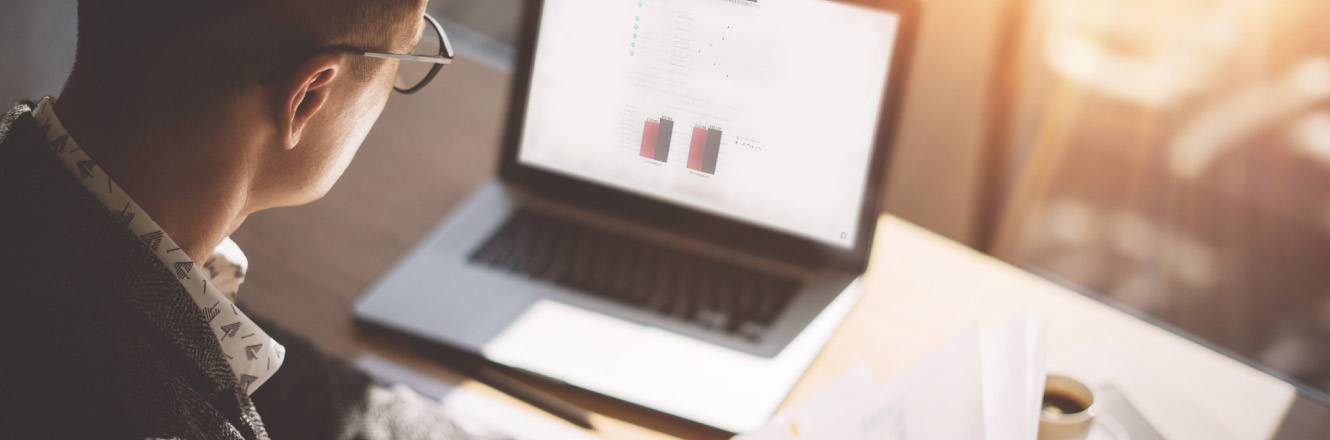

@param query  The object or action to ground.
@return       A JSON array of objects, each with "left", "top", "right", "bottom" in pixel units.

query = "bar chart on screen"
[{"left": 617, "top": 0, "right": 776, "bottom": 179}]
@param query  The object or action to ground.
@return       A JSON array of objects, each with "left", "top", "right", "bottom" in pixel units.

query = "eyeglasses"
[
  {"left": 259, "top": 13, "right": 454, "bottom": 95},
  {"left": 337, "top": 13, "right": 454, "bottom": 94}
]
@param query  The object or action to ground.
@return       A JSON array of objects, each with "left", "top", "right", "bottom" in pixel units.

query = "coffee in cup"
[{"left": 1037, "top": 374, "right": 1097, "bottom": 440}]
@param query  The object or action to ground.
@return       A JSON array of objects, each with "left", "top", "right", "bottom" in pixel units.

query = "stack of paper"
[{"left": 738, "top": 310, "right": 1049, "bottom": 440}]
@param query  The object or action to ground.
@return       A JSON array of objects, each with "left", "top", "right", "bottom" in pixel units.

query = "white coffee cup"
[{"left": 1037, "top": 374, "right": 1098, "bottom": 440}]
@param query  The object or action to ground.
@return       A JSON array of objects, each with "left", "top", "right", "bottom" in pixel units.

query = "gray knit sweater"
[{"left": 0, "top": 101, "right": 469, "bottom": 440}]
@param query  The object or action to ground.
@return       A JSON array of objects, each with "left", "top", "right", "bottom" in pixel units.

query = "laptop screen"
[{"left": 518, "top": 0, "right": 901, "bottom": 249}]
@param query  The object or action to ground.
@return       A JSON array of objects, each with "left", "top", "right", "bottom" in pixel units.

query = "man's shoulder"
[
  {"left": 0, "top": 100, "right": 123, "bottom": 270},
  {"left": 0, "top": 100, "right": 259, "bottom": 440}
]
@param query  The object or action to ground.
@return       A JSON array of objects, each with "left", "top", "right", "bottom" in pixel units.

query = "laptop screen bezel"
[{"left": 498, "top": 0, "right": 921, "bottom": 273}]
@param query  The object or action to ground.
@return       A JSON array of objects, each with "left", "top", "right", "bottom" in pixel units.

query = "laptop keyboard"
[{"left": 469, "top": 210, "right": 801, "bottom": 340}]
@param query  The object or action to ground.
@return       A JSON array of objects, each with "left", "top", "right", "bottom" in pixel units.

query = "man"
[{"left": 0, "top": 0, "right": 472, "bottom": 438}]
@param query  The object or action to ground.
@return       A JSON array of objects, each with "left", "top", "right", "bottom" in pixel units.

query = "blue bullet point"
[
  {"left": 635, "top": 16, "right": 640, "bottom": 21},
  {"left": 634, "top": 25, "right": 639, "bottom": 29},
  {"left": 633, "top": 34, "right": 637, "bottom": 38}
]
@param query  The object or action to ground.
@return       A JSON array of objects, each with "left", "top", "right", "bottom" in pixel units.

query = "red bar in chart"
[
  {"left": 639, "top": 119, "right": 660, "bottom": 159},
  {"left": 686, "top": 125, "right": 708, "bottom": 171}
]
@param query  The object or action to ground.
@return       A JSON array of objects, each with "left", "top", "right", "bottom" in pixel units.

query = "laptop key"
[{"left": 752, "top": 293, "right": 788, "bottom": 326}]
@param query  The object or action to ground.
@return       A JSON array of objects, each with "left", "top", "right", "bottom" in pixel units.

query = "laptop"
[{"left": 354, "top": 0, "right": 918, "bottom": 433}]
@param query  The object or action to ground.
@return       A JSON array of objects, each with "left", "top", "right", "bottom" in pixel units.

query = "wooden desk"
[{"left": 232, "top": 56, "right": 1300, "bottom": 439}]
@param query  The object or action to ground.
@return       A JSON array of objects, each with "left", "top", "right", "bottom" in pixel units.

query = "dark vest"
[
  {"left": 0, "top": 100, "right": 270, "bottom": 438},
  {"left": 0, "top": 101, "right": 470, "bottom": 440}
]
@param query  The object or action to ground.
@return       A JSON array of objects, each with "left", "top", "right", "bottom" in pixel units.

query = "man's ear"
[{"left": 276, "top": 52, "right": 342, "bottom": 150}]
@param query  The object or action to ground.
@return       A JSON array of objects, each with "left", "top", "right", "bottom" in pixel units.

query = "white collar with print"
[{"left": 33, "top": 97, "right": 284, "bottom": 394}]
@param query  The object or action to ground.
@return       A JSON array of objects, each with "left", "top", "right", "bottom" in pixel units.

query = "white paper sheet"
[
  {"left": 736, "top": 365, "right": 880, "bottom": 440},
  {"left": 738, "top": 310, "right": 1050, "bottom": 440},
  {"left": 737, "top": 326, "right": 988, "bottom": 440},
  {"left": 858, "top": 326, "right": 988, "bottom": 439},
  {"left": 983, "top": 309, "right": 1050, "bottom": 440}
]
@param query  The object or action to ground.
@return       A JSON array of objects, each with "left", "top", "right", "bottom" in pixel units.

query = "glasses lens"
[{"left": 395, "top": 18, "right": 443, "bottom": 90}]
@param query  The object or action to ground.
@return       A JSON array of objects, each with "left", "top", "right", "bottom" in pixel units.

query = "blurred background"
[{"left": 3, "top": 0, "right": 1327, "bottom": 396}]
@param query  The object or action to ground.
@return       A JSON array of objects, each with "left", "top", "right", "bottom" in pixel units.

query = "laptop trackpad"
[{"left": 483, "top": 299, "right": 642, "bottom": 376}]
